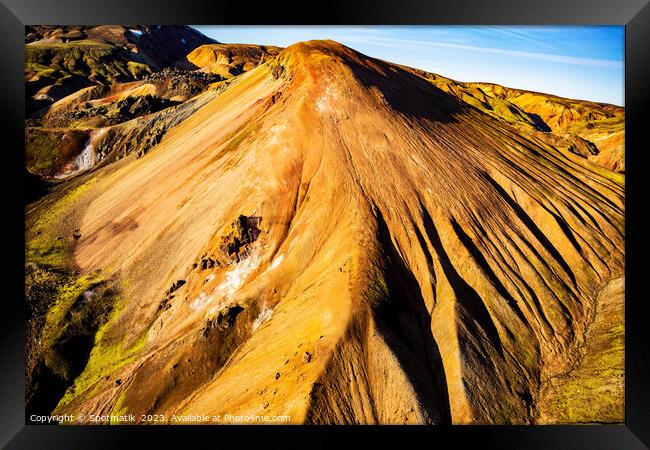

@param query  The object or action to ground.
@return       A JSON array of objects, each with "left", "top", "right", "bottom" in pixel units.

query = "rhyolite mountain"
[
  {"left": 25, "top": 34, "right": 624, "bottom": 424},
  {"left": 25, "top": 25, "right": 217, "bottom": 111}
]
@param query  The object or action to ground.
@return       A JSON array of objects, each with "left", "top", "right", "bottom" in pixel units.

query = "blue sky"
[{"left": 193, "top": 26, "right": 624, "bottom": 106}]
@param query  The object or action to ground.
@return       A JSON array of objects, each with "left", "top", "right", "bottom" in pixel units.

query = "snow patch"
[
  {"left": 73, "top": 140, "right": 96, "bottom": 171},
  {"left": 316, "top": 86, "right": 339, "bottom": 113},
  {"left": 190, "top": 292, "right": 211, "bottom": 310},
  {"left": 268, "top": 124, "right": 286, "bottom": 145},
  {"left": 269, "top": 254, "right": 284, "bottom": 270},
  {"left": 70, "top": 289, "right": 96, "bottom": 312},
  {"left": 54, "top": 128, "right": 107, "bottom": 179},
  {"left": 203, "top": 253, "right": 262, "bottom": 316},
  {"left": 252, "top": 305, "right": 273, "bottom": 331},
  {"left": 211, "top": 252, "right": 261, "bottom": 300}
]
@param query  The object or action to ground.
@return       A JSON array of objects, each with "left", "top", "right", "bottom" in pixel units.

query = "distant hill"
[
  {"left": 25, "top": 25, "right": 217, "bottom": 110},
  {"left": 187, "top": 43, "right": 283, "bottom": 77}
]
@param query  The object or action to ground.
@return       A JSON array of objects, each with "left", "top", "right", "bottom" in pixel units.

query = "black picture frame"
[{"left": 3, "top": 0, "right": 648, "bottom": 448}]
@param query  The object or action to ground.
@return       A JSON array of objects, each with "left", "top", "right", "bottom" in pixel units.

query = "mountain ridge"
[{"left": 26, "top": 38, "right": 624, "bottom": 424}]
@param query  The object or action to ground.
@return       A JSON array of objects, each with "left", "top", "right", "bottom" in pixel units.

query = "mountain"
[
  {"left": 25, "top": 39, "right": 624, "bottom": 424},
  {"left": 25, "top": 25, "right": 217, "bottom": 111},
  {"left": 474, "top": 83, "right": 625, "bottom": 173},
  {"left": 187, "top": 43, "right": 283, "bottom": 77},
  {"left": 405, "top": 69, "right": 625, "bottom": 173}
]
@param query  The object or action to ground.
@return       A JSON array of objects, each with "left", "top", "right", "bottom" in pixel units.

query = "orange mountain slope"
[
  {"left": 26, "top": 40, "right": 624, "bottom": 424},
  {"left": 187, "top": 43, "right": 283, "bottom": 77}
]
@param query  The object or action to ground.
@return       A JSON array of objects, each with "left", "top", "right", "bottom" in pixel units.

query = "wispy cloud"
[
  {"left": 335, "top": 35, "right": 623, "bottom": 69},
  {"left": 486, "top": 28, "right": 558, "bottom": 52},
  {"left": 193, "top": 25, "right": 624, "bottom": 105}
]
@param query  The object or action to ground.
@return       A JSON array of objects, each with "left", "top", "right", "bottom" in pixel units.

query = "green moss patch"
[
  {"left": 25, "top": 41, "right": 153, "bottom": 85},
  {"left": 40, "top": 272, "right": 108, "bottom": 379},
  {"left": 26, "top": 176, "right": 97, "bottom": 268},
  {"left": 56, "top": 316, "right": 148, "bottom": 410},
  {"left": 363, "top": 263, "right": 389, "bottom": 308},
  {"left": 25, "top": 174, "right": 107, "bottom": 415},
  {"left": 539, "top": 279, "right": 624, "bottom": 423}
]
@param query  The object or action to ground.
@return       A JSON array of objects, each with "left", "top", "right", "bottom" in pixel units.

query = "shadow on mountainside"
[
  {"left": 419, "top": 204, "right": 505, "bottom": 359},
  {"left": 343, "top": 49, "right": 468, "bottom": 123},
  {"left": 371, "top": 208, "right": 452, "bottom": 424}
]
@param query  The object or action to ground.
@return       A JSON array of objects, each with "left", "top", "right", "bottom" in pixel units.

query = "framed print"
[{"left": 2, "top": 0, "right": 649, "bottom": 448}]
